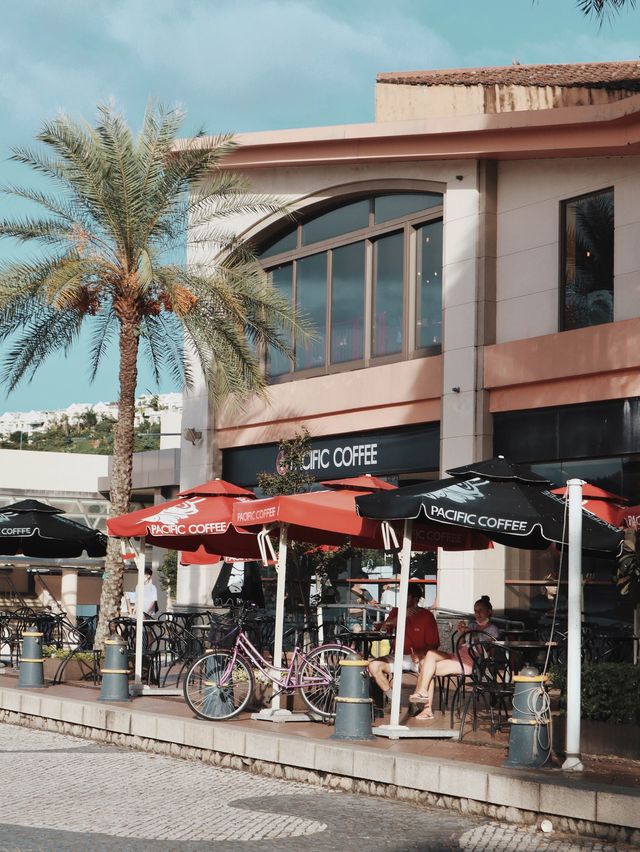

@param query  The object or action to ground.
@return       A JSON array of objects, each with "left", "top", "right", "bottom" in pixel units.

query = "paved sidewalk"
[
  {"left": 0, "top": 676, "right": 638, "bottom": 844},
  {"left": 0, "top": 723, "right": 633, "bottom": 851}
]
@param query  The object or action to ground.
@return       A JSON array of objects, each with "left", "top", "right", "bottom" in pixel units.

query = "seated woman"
[{"left": 410, "top": 595, "right": 499, "bottom": 720}]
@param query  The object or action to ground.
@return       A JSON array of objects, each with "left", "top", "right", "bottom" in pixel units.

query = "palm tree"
[
  {"left": 0, "top": 104, "right": 300, "bottom": 645},
  {"left": 576, "top": 0, "right": 636, "bottom": 17}
]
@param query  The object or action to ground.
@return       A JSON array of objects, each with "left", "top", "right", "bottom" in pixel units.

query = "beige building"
[{"left": 181, "top": 61, "right": 640, "bottom": 622}]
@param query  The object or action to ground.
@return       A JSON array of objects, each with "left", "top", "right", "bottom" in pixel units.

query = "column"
[
  {"left": 61, "top": 569, "right": 78, "bottom": 624},
  {"left": 437, "top": 161, "right": 506, "bottom": 613}
]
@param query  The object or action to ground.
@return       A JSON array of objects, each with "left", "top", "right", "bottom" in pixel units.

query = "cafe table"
[{"left": 494, "top": 639, "right": 559, "bottom": 673}]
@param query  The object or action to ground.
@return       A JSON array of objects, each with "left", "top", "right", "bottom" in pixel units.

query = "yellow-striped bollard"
[
  {"left": 98, "top": 637, "right": 131, "bottom": 702},
  {"left": 331, "top": 659, "right": 374, "bottom": 740},
  {"left": 18, "top": 631, "right": 45, "bottom": 688}
]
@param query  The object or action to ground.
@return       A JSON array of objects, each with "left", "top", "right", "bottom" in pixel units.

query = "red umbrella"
[
  {"left": 551, "top": 483, "right": 628, "bottom": 527},
  {"left": 107, "top": 478, "right": 261, "bottom": 558},
  {"left": 232, "top": 477, "right": 489, "bottom": 552}
]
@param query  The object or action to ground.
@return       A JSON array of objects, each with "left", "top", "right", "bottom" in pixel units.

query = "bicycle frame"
[{"left": 215, "top": 630, "right": 335, "bottom": 692}]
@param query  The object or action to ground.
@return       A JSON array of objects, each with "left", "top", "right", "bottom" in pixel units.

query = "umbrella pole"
[
  {"left": 134, "top": 536, "right": 146, "bottom": 687},
  {"left": 388, "top": 519, "right": 413, "bottom": 734},
  {"left": 316, "top": 570, "right": 324, "bottom": 645},
  {"left": 563, "top": 479, "right": 584, "bottom": 772},
  {"left": 271, "top": 524, "right": 288, "bottom": 712}
]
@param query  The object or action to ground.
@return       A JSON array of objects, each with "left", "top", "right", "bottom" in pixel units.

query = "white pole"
[
  {"left": 316, "top": 570, "right": 324, "bottom": 645},
  {"left": 134, "top": 536, "right": 146, "bottom": 686},
  {"left": 388, "top": 519, "right": 413, "bottom": 732},
  {"left": 271, "top": 524, "right": 288, "bottom": 711},
  {"left": 563, "top": 479, "right": 584, "bottom": 772}
]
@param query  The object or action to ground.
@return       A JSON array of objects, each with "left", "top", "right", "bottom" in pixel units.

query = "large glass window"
[
  {"left": 259, "top": 191, "right": 443, "bottom": 378},
  {"left": 417, "top": 221, "right": 443, "bottom": 349},
  {"left": 331, "top": 242, "right": 365, "bottom": 364},
  {"left": 561, "top": 188, "right": 614, "bottom": 331},
  {"left": 295, "top": 253, "right": 327, "bottom": 370},
  {"left": 267, "top": 264, "right": 293, "bottom": 378},
  {"left": 373, "top": 232, "right": 404, "bottom": 357}
]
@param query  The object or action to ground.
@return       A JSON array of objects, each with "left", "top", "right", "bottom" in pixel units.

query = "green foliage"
[
  {"left": 157, "top": 549, "right": 178, "bottom": 598},
  {"left": 550, "top": 662, "right": 640, "bottom": 725},
  {"left": 0, "top": 417, "right": 160, "bottom": 454},
  {"left": 43, "top": 645, "right": 94, "bottom": 663},
  {"left": 257, "top": 428, "right": 314, "bottom": 496},
  {"left": 577, "top": 0, "right": 636, "bottom": 19}
]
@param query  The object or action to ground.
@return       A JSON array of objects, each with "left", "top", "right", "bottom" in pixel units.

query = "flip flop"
[
  {"left": 416, "top": 707, "right": 435, "bottom": 720},
  {"left": 409, "top": 692, "right": 430, "bottom": 703}
]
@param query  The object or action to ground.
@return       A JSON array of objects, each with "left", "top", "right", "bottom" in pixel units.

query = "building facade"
[{"left": 181, "top": 61, "right": 640, "bottom": 620}]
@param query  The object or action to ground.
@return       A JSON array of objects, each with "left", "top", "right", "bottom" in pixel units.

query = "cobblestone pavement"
[{"left": 0, "top": 723, "right": 631, "bottom": 851}]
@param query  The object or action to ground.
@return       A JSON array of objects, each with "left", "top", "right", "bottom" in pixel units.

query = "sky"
[{"left": 0, "top": 0, "right": 639, "bottom": 413}]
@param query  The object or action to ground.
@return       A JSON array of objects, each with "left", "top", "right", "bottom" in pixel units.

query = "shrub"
[{"left": 550, "top": 662, "right": 640, "bottom": 725}]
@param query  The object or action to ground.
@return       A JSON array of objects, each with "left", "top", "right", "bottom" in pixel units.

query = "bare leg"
[
  {"left": 416, "top": 658, "right": 462, "bottom": 720},
  {"left": 368, "top": 659, "right": 391, "bottom": 694},
  {"left": 414, "top": 650, "right": 451, "bottom": 696}
]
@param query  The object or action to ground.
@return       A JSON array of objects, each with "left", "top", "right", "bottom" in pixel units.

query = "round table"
[{"left": 495, "top": 640, "right": 559, "bottom": 672}]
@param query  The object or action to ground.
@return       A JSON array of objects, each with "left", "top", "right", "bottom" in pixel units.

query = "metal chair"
[{"left": 458, "top": 631, "right": 514, "bottom": 740}]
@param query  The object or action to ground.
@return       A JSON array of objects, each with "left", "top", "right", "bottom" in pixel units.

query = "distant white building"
[{"left": 0, "top": 394, "right": 182, "bottom": 439}]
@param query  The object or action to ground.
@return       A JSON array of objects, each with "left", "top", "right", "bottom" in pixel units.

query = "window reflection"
[
  {"left": 296, "top": 254, "right": 327, "bottom": 370},
  {"left": 375, "top": 193, "right": 441, "bottom": 224},
  {"left": 302, "top": 200, "right": 369, "bottom": 246},
  {"left": 260, "top": 228, "right": 297, "bottom": 259},
  {"left": 373, "top": 232, "right": 404, "bottom": 357},
  {"left": 562, "top": 189, "right": 614, "bottom": 331},
  {"left": 331, "top": 242, "right": 365, "bottom": 364},
  {"left": 268, "top": 264, "right": 293, "bottom": 377},
  {"left": 416, "top": 220, "right": 443, "bottom": 349}
]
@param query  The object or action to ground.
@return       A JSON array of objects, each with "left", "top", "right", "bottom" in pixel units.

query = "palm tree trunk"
[{"left": 95, "top": 316, "right": 140, "bottom": 648}]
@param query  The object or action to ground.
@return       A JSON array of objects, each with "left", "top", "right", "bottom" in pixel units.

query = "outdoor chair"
[
  {"left": 108, "top": 616, "right": 165, "bottom": 686},
  {"left": 51, "top": 617, "right": 101, "bottom": 685},
  {"left": 458, "top": 632, "right": 514, "bottom": 740}
]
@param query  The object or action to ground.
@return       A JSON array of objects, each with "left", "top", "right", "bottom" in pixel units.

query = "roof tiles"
[{"left": 377, "top": 60, "right": 640, "bottom": 90}]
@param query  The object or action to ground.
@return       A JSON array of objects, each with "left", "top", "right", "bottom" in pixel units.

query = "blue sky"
[{"left": 1, "top": 0, "right": 638, "bottom": 412}]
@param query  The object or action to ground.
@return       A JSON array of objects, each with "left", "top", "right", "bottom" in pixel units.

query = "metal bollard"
[
  {"left": 331, "top": 659, "right": 374, "bottom": 740},
  {"left": 98, "top": 637, "right": 131, "bottom": 702},
  {"left": 505, "top": 666, "right": 551, "bottom": 769},
  {"left": 19, "top": 631, "right": 45, "bottom": 688}
]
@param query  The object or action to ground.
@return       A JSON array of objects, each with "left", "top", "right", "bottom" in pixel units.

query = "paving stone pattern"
[{"left": 0, "top": 724, "right": 632, "bottom": 851}]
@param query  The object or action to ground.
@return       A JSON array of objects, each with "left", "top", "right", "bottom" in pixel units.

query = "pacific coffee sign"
[{"left": 223, "top": 424, "right": 439, "bottom": 487}]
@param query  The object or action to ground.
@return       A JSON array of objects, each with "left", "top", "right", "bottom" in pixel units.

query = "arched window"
[{"left": 258, "top": 191, "right": 443, "bottom": 379}]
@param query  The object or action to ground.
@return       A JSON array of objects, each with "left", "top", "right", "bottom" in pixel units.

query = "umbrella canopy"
[
  {"left": 0, "top": 499, "right": 107, "bottom": 558},
  {"left": 551, "top": 483, "right": 628, "bottom": 527},
  {"left": 447, "top": 457, "right": 550, "bottom": 484},
  {"left": 356, "top": 463, "right": 624, "bottom": 555},
  {"left": 107, "top": 479, "right": 261, "bottom": 559},
  {"left": 233, "top": 479, "right": 489, "bottom": 552}
]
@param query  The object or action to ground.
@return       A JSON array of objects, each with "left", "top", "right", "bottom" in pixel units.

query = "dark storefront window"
[
  {"left": 495, "top": 398, "right": 638, "bottom": 631},
  {"left": 561, "top": 188, "right": 614, "bottom": 331},
  {"left": 258, "top": 191, "right": 443, "bottom": 379}
]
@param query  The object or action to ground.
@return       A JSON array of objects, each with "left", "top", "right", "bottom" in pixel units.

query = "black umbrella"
[
  {"left": 0, "top": 499, "right": 107, "bottom": 558},
  {"left": 355, "top": 460, "right": 623, "bottom": 555}
]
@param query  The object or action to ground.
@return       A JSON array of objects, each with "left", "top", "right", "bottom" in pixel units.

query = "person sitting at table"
[
  {"left": 411, "top": 595, "right": 499, "bottom": 720},
  {"left": 368, "top": 586, "right": 440, "bottom": 707},
  {"left": 346, "top": 583, "right": 377, "bottom": 632},
  {"left": 122, "top": 566, "right": 159, "bottom": 618}
]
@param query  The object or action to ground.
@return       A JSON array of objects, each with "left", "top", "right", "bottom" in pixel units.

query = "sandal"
[
  {"left": 416, "top": 703, "right": 435, "bottom": 720},
  {"left": 409, "top": 692, "right": 430, "bottom": 703}
]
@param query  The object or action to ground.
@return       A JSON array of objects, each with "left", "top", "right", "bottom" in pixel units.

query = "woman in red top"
[{"left": 368, "top": 586, "right": 440, "bottom": 700}]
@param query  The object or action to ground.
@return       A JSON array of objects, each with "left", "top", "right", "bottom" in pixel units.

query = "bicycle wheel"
[
  {"left": 183, "top": 650, "right": 255, "bottom": 721},
  {"left": 299, "top": 643, "right": 360, "bottom": 719}
]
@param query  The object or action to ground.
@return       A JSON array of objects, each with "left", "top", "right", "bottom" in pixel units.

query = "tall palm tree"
[
  {"left": 0, "top": 104, "right": 299, "bottom": 645},
  {"left": 576, "top": 0, "right": 636, "bottom": 16}
]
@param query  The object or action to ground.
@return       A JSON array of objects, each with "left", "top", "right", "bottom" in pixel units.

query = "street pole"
[{"left": 563, "top": 479, "right": 584, "bottom": 772}]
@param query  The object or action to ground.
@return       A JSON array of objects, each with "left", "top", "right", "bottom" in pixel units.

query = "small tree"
[
  {"left": 257, "top": 429, "right": 352, "bottom": 614},
  {"left": 157, "top": 550, "right": 178, "bottom": 607}
]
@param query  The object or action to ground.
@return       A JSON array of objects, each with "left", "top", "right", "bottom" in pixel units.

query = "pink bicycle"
[{"left": 183, "top": 614, "right": 359, "bottom": 721}]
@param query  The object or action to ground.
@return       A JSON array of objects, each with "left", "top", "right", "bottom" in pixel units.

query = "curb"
[{"left": 0, "top": 686, "right": 638, "bottom": 846}]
